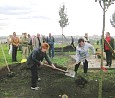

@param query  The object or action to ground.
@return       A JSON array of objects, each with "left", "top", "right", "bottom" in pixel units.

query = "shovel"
[
  {"left": 43, "top": 64, "right": 76, "bottom": 78},
  {"left": 0, "top": 43, "right": 15, "bottom": 77}
]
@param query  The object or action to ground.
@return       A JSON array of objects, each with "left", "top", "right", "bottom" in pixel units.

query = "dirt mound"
[
  {"left": 0, "top": 62, "right": 115, "bottom": 98},
  {"left": 55, "top": 45, "right": 76, "bottom": 52}
]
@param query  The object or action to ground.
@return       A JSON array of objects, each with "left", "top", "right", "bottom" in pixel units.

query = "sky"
[{"left": 0, "top": 0, "right": 115, "bottom": 36}]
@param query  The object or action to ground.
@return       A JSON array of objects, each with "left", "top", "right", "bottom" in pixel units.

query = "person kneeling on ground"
[
  {"left": 27, "top": 43, "right": 56, "bottom": 90},
  {"left": 74, "top": 38, "right": 95, "bottom": 76}
]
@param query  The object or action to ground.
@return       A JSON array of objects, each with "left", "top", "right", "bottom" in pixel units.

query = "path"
[{"left": 70, "top": 55, "right": 115, "bottom": 69}]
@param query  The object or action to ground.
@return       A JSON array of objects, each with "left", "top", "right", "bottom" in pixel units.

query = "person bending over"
[
  {"left": 27, "top": 43, "right": 56, "bottom": 90},
  {"left": 74, "top": 38, "right": 95, "bottom": 75}
]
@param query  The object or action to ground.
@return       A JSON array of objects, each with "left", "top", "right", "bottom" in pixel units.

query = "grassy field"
[
  {"left": 0, "top": 43, "right": 75, "bottom": 68},
  {"left": 0, "top": 44, "right": 22, "bottom": 68}
]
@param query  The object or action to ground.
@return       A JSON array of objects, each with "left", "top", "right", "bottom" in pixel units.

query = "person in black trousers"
[
  {"left": 11, "top": 32, "right": 20, "bottom": 62},
  {"left": 104, "top": 32, "right": 114, "bottom": 67},
  {"left": 74, "top": 38, "right": 95, "bottom": 75},
  {"left": 27, "top": 43, "right": 56, "bottom": 90},
  {"left": 46, "top": 33, "right": 55, "bottom": 58}
]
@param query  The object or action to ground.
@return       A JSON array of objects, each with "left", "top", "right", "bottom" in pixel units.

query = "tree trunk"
[
  {"left": 62, "top": 27, "right": 64, "bottom": 52},
  {"left": 98, "top": 1, "right": 105, "bottom": 98}
]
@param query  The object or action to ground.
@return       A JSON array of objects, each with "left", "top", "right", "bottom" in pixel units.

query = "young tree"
[
  {"left": 59, "top": 4, "right": 69, "bottom": 52},
  {"left": 110, "top": 11, "right": 115, "bottom": 27},
  {"left": 95, "top": 1, "right": 115, "bottom": 98}
]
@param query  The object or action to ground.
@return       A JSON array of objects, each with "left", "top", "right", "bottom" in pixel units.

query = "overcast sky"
[{"left": 0, "top": 0, "right": 115, "bottom": 36}]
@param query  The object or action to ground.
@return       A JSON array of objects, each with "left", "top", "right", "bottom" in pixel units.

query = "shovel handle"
[
  {"left": 0, "top": 43, "right": 11, "bottom": 72},
  {"left": 43, "top": 64, "right": 68, "bottom": 73}
]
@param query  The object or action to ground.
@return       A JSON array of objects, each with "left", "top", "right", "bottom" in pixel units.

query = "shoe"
[
  {"left": 38, "top": 78, "right": 41, "bottom": 81},
  {"left": 31, "top": 87, "right": 39, "bottom": 90}
]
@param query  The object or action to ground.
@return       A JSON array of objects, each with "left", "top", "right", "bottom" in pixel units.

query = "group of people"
[
  {"left": 7, "top": 32, "right": 114, "bottom": 90},
  {"left": 7, "top": 32, "right": 55, "bottom": 90},
  {"left": 7, "top": 32, "right": 55, "bottom": 62},
  {"left": 75, "top": 32, "right": 114, "bottom": 76}
]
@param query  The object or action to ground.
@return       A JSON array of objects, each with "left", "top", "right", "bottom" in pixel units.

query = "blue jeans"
[{"left": 49, "top": 44, "right": 54, "bottom": 58}]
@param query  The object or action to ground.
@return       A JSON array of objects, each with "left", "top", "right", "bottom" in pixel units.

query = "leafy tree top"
[
  {"left": 59, "top": 4, "right": 69, "bottom": 28},
  {"left": 95, "top": 0, "right": 115, "bottom": 11},
  {"left": 110, "top": 11, "right": 115, "bottom": 27}
]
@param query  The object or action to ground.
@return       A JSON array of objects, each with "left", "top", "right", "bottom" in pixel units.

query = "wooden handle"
[
  {"left": 0, "top": 44, "right": 11, "bottom": 72},
  {"left": 43, "top": 64, "right": 68, "bottom": 73}
]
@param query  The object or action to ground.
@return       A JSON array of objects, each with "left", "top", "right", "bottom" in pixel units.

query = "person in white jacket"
[{"left": 74, "top": 38, "right": 95, "bottom": 75}]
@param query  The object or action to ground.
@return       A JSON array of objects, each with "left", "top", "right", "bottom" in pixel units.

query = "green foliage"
[
  {"left": 59, "top": 4, "right": 69, "bottom": 28},
  {"left": 110, "top": 11, "right": 115, "bottom": 27}
]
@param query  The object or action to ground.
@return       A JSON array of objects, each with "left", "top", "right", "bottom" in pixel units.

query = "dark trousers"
[
  {"left": 74, "top": 59, "right": 88, "bottom": 73},
  {"left": 105, "top": 50, "right": 112, "bottom": 66},
  {"left": 71, "top": 42, "right": 75, "bottom": 48},
  {"left": 30, "top": 64, "right": 38, "bottom": 87},
  {"left": 12, "top": 45, "right": 18, "bottom": 61},
  {"left": 49, "top": 44, "right": 54, "bottom": 58}
]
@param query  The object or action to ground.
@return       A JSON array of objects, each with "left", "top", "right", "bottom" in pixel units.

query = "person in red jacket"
[{"left": 104, "top": 32, "right": 114, "bottom": 67}]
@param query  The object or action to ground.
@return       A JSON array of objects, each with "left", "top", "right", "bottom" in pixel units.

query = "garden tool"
[
  {"left": 0, "top": 43, "right": 15, "bottom": 77},
  {"left": 43, "top": 63, "right": 76, "bottom": 78}
]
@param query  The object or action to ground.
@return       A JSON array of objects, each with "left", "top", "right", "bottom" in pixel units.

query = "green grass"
[
  {"left": 51, "top": 55, "right": 72, "bottom": 67},
  {"left": 0, "top": 44, "right": 73, "bottom": 68},
  {"left": 0, "top": 44, "right": 22, "bottom": 68}
]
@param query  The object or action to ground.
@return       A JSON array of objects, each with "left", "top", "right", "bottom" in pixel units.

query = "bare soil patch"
[{"left": 0, "top": 55, "right": 115, "bottom": 98}]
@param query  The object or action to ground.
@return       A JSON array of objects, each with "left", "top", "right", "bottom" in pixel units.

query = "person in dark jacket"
[
  {"left": 27, "top": 43, "right": 56, "bottom": 90},
  {"left": 104, "top": 32, "right": 114, "bottom": 67},
  {"left": 46, "top": 33, "right": 55, "bottom": 58},
  {"left": 71, "top": 36, "right": 75, "bottom": 48}
]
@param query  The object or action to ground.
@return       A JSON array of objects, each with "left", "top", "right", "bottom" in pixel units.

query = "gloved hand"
[{"left": 51, "top": 64, "right": 56, "bottom": 69}]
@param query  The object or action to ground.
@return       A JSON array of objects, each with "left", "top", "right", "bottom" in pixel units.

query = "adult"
[
  {"left": 42, "top": 35, "right": 46, "bottom": 43},
  {"left": 21, "top": 33, "right": 29, "bottom": 59},
  {"left": 27, "top": 43, "right": 56, "bottom": 90},
  {"left": 46, "top": 33, "right": 55, "bottom": 58},
  {"left": 28, "top": 34, "right": 33, "bottom": 54},
  {"left": 104, "top": 32, "right": 114, "bottom": 67},
  {"left": 70, "top": 36, "right": 75, "bottom": 48},
  {"left": 11, "top": 32, "right": 20, "bottom": 62},
  {"left": 7, "top": 35, "right": 12, "bottom": 54},
  {"left": 33, "top": 33, "right": 41, "bottom": 50},
  {"left": 84, "top": 33, "right": 90, "bottom": 43},
  {"left": 74, "top": 38, "right": 95, "bottom": 75}
]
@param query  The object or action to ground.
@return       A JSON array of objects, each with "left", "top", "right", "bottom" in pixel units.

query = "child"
[{"left": 27, "top": 43, "right": 56, "bottom": 90}]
